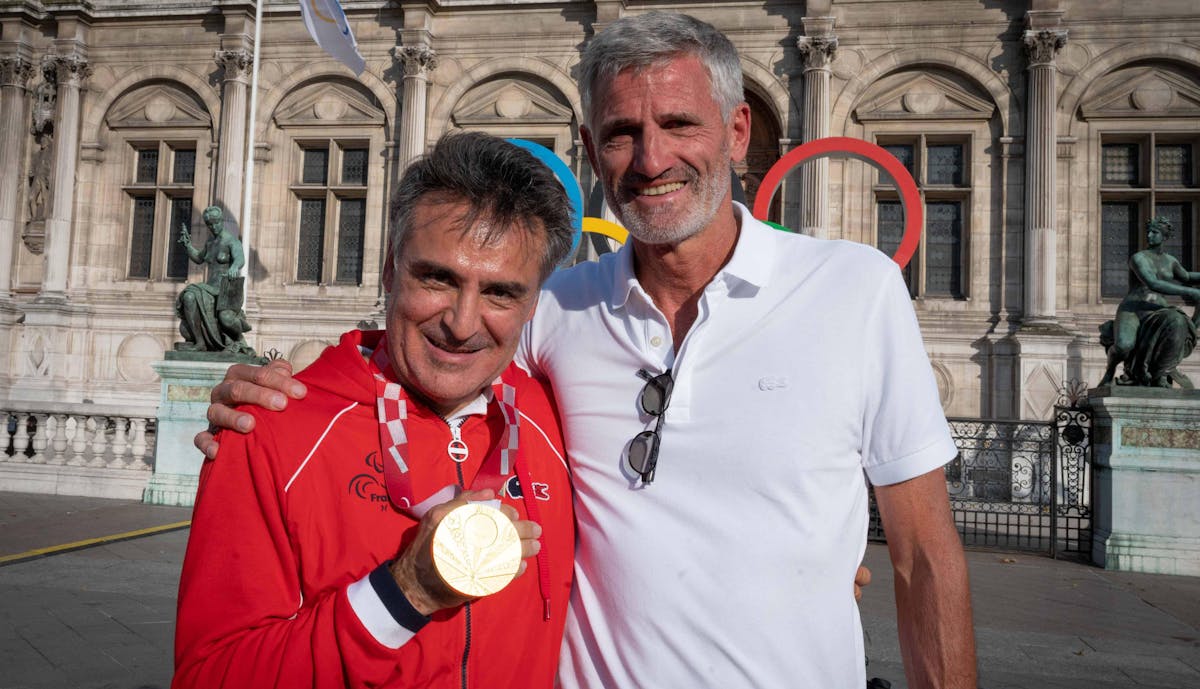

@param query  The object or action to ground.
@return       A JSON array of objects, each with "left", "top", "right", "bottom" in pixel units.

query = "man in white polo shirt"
[{"left": 199, "top": 11, "right": 976, "bottom": 688}]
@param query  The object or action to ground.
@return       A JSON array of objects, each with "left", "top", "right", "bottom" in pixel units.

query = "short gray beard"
[{"left": 610, "top": 163, "right": 729, "bottom": 246}]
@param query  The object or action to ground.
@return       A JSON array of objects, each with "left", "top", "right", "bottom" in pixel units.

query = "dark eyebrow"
[
  {"left": 484, "top": 279, "right": 532, "bottom": 298},
  {"left": 598, "top": 111, "right": 702, "bottom": 135},
  {"left": 408, "top": 259, "right": 530, "bottom": 298},
  {"left": 409, "top": 259, "right": 455, "bottom": 278},
  {"left": 656, "top": 110, "right": 702, "bottom": 123}
]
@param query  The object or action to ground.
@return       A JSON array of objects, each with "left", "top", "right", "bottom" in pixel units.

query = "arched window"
[
  {"left": 854, "top": 68, "right": 998, "bottom": 299},
  {"left": 104, "top": 82, "right": 213, "bottom": 281},
  {"left": 1080, "top": 62, "right": 1200, "bottom": 298},
  {"left": 272, "top": 79, "right": 387, "bottom": 286}
]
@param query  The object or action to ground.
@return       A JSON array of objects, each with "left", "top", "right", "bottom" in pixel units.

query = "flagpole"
[{"left": 240, "top": 0, "right": 264, "bottom": 307}]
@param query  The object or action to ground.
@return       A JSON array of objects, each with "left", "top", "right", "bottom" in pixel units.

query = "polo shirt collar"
[{"left": 609, "top": 201, "right": 775, "bottom": 310}]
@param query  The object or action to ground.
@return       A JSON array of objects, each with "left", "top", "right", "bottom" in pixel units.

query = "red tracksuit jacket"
[{"left": 173, "top": 330, "right": 574, "bottom": 688}]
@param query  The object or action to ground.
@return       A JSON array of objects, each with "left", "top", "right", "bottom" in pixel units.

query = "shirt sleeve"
[
  {"left": 172, "top": 415, "right": 412, "bottom": 689},
  {"left": 859, "top": 264, "right": 958, "bottom": 486}
]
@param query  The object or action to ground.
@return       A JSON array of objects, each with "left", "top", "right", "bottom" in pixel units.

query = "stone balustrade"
[{"left": 1, "top": 405, "right": 157, "bottom": 499}]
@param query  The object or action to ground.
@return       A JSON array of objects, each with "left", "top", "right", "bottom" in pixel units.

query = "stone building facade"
[{"left": 0, "top": 0, "right": 1198, "bottom": 495}]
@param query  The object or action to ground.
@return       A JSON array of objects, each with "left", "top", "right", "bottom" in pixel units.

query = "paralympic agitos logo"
[{"left": 349, "top": 451, "right": 389, "bottom": 510}]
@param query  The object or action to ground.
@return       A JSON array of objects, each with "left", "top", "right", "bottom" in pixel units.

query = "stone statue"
[
  {"left": 30, "top": 77, "right": 55, "bottom": 138},
  {"left": 174, "top": 206, "right": 260, "bottom": 359},
  {"left": 1099, "top": 216, "right": 1200, "bottom": 389},
  {"left": 24, "top": 78, "right": 55, "bottom": 253},
  {"left": 27, "top": 133, "right": 52, "bottom": 223}
]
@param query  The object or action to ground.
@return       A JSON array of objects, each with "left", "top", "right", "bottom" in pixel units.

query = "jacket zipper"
[{"left": 447, "top": 417, "right": 471, "bottom": 689}]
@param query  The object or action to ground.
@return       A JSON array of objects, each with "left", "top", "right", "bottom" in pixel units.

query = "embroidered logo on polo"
[
  {"left": 757, "top": 376, "right": 789, "bottom": 391},
  {"left": 504, "top": 475, "right": 551, "bottom": 501},
  {"left": 348, "top": 451, "right": 389, "bottom": 510}
]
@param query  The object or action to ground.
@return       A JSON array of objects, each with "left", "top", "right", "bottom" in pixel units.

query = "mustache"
[
  {"left": 619, "top": 166, "right": 700, "bottom": 190},
  {"left": 421, "top": 328, "right": 492, "bottom": 353}
]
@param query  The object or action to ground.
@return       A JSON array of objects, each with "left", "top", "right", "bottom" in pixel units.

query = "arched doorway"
[{"left": 736, "top": 89, "right": 783, "bottom": 224}]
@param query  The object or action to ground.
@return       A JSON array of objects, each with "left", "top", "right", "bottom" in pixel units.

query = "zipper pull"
[{"left": 446, "top": 418, "right": 469, "bottom": 463}]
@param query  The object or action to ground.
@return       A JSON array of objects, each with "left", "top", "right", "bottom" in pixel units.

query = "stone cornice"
[{"left": 1023, "top": 28, "right": 1067, "bottom": 68}]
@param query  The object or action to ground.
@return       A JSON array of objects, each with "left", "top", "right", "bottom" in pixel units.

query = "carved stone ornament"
[
  {"left": 30, "top": 78, "right": 56, "bottom": 136},
  {"left": 1023, "top": 29, "right": 1067, "bottom": 67},
  {"left": 0, "top": 56, "right": 35, "bottom": 88},
  {"left": 796, "top": 35, "right": 838, "bottom": 71},
  {"left": 215, "top": 49, "right": 254, "bottom": 82},
  {"left": 397, "top": 45, "right": 438, "bottom": 77},
  {"left": 45, "top": 53, "right": 91, "bottom": 88}
]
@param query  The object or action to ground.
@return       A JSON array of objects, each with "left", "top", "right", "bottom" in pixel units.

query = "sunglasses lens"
[
  {"left": 628, "top": 430, "right": 658, "bottom": 474},
  {"left": 640, "top": 383, "right": 665, "bottom": 415}
]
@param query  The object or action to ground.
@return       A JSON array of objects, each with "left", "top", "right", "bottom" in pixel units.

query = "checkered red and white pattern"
[{"left": 368, "top": 336, "right": 519, "bottom": 513}]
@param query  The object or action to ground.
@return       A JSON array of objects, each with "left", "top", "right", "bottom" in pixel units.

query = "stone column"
[
  {"left": 395, "top": 44, "right": 438, "bottom": 170},
  {"left": 0, "top": 55, "right": 34, "bottom": 299},
  {"left": 1021, "top": 27, "right": 1066, "bottom": 324},
  {"left": 213, "top": 48, "right": 252, "bottom": 229},
  {"left": 40, "top": 52, "right": 90, "bottom": 300},
  {"left": 796, "top": 23, "right": 837, "bottom": 238}
]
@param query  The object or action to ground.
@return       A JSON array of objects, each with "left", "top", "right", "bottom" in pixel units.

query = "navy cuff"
[{"left": 369, "top": 561, "right": 431, "bottom": 633}]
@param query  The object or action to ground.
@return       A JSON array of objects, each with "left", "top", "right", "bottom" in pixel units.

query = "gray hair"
[
  {"left": 388, "top": 132, "right": 575, "bottom": 280},
  {"left": 579, "top": 12, "right": 744, "bottom": 126}
]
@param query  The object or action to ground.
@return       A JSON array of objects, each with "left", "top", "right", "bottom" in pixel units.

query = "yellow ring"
[{"left": 582, "top": 217, "right": 628, "bottom": 245}]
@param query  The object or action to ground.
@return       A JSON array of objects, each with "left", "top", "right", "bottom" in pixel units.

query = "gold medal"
[{"left": 431, "top": 502, "right": 522, "bottom": 597}]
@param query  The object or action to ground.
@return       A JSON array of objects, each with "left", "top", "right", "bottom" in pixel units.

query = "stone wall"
[{"left": 0, "top": 0, "right": 1197, "bottom": 434}]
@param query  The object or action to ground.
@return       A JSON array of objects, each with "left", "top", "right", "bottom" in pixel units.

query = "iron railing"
[{"left": 869, "top": 405, "right": 1093, "bottom": 558}]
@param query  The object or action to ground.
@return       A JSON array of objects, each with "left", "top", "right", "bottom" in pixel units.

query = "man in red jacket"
[{"left": 172, "top": 132, "right": 577, "bottom": 689}]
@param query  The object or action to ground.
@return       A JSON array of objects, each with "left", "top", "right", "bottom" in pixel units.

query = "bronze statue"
[
  {"left": 174, "top": 206, "right": 259, "bottom": 359},
  {"left": 1099, "top": 216, "right": 1200, "bottom": 388}
]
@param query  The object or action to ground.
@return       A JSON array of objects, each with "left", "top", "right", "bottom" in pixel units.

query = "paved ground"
[{"left": 1, "top": 492, "right": 1198, "bottom": 689}]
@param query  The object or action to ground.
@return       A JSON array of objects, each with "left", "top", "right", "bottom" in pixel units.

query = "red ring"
[{"left": 752, "top": 137, "right": 922, "bottom": 269}]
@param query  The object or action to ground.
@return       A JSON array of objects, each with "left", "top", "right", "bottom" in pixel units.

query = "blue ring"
[{"left": 506, "top": 138, "right": 583, "bottom": 265}]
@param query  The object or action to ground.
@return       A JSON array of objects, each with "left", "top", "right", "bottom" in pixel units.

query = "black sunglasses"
[{"left": 628, "top": 368, "right": 674, "bottom": 485}]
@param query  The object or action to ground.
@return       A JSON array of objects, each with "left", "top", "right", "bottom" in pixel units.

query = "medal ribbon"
[
  {"left": 367, "top": 333, "right": 551, "bottom": 619},
  {"left": 368, "top": 335, "right": 520, "bottom": 515}
]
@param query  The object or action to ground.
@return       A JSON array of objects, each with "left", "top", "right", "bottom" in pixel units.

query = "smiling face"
[
  {"left": 581, "top": 54, "right": 750, "bottom": 245},
  {"left": 384, "top": 197, "right": 544, "bottom": 416}
]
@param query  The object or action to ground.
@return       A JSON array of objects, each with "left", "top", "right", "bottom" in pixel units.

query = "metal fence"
[{"left": 870, "top": 404, "right": 1093, "bottom": 559}]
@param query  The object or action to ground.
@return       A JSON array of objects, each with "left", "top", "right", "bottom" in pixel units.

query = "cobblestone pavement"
[{"left": 2, "top": 492, "right": 1198, "bottom": 689}]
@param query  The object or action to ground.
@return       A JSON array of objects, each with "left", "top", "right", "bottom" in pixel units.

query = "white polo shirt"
[{"left": 517, "top": 203, "right": 956, "bottom": 689}]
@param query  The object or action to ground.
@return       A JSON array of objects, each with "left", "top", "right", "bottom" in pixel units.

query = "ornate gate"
[{"left": 869, "top": 398, "right": 1093, "bottom": 558}]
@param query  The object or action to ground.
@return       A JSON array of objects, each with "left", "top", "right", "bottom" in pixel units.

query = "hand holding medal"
[
  {"left": 389, "top": 489, "right": 542, "bottom": 615},
  {"left": 432, "top": 501, "right": 523, "bottom": 597}
]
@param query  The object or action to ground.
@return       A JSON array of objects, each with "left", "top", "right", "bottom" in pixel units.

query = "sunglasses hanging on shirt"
[{"left": 627, "top": 368, "right": 674, "bottom": 485}]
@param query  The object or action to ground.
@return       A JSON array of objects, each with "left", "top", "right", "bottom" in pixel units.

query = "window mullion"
[
  {"left": 917, "top": 188, "right": 927, "bottom": 297},
  {"left": 324, "top": 188, "right": 337, "bottom": 285},
  {"left": 153, "top": 187, "right": 167, "bottom": 280}
]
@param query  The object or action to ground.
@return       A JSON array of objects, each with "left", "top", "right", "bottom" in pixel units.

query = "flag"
[{"left": 299, "top": 0, "right": 366, "bottom": 75}]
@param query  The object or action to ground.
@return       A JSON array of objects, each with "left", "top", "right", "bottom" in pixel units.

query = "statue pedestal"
[
  {"left": 143, "top": 358, "right": 230, "bottom": 507},
  {"left": 1013, "top": 323, "right": 1076, "bottom": 420},
  {"left": 1088, "top": 386, "right": 1200, "bottom": 576}
]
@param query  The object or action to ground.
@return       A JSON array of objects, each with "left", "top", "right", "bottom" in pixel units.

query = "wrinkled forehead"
[
  {"left": 412, "top": 193, "right": 546, "bottom": 254},
  {"left": 588, "top": 52, "right": 715, "bottom": 116}
]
